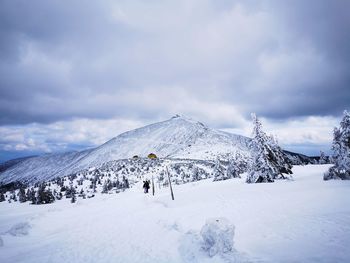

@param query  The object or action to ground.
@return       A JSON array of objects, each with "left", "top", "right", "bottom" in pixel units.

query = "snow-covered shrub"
[
  {"left": 0, "top": 236, "right": 3, "bottom": 247},
  {"left": 200, "top": 218, "right": 235, "bottom": 257},
  {"left": 325, "top": 110, "right": 350, "bottom": 180}
]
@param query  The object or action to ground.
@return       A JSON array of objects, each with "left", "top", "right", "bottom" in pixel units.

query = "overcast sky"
[{"left": 0, "top": 0, "right": 349, "bottom": 162}]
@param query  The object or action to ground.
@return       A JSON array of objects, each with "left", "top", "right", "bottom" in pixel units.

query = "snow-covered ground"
[{"left": 1, "top": 164, "right": 350, "bottom": 263}]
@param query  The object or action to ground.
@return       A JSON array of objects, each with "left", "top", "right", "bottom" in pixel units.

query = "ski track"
[{"left": 1, "top": 164, "right": 350, "bottom": 262}]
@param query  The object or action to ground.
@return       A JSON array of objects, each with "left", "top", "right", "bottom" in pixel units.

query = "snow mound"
[
  {"left": 201, "top": 218, "right": 235, "bottom": 257},
  {"left": 7, "top": 222, "right": 31, "bottom": 236},
  {"left": 0, "top": 236, "right": 3, "bottom": 247},
  {"left": 179, "top": 218, "right": 244, "bottom": 262}
]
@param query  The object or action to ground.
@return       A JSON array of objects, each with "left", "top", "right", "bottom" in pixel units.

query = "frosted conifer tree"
[
  {"left": 10, "top": 191, "right": 17, "bottom": 202},
  {"left": 122, "top": 176, "right": 129, "bottom": 188},
  {"left": 226, "top": 159, "right": 237, "bottom": 179},
  {"left": 213, "top": 158, "right": 226, "bottom": 181},
  {"left": 102, "top": 180, "right": 109, "bottom": 193},
  {"left": 191, "top": 166, "right": 200, "bottom": 181},
  {"left": 0, "top": 192, "right": 5, "bottom": 202},
  {"left": 18, "top": 187, "right": 27, "bottom": 203},
  {"left": 36, "top": 184, "right": 55, "bottom": 204},
  {"left": 71, "top": 192, "right": 76, "bottom": 203},
  {"left": 267, "top": 135, "right": 293, "bottom": 178},
  {"left": 324, "top": 110, "right": 350, "bottom": 180},
  {"left": 319, "top": 151, "right": 327, "bottom": 164},
  {"left": 226, "top": 152, "right": 248, "bottom": 179},
  {"left": 28, "top": 188, "right": 36, "bottom": 204},
  {"left": 247, "top": 113, "right": 292, "bottom": 183}
]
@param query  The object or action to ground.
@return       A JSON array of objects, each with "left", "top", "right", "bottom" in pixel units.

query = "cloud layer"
[{"left": 0, "top": 0, "right": 349, "bottom": 160}]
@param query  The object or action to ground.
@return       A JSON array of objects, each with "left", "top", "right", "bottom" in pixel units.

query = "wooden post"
[
  {"left": 166, "top": 166, "right": 174, "bottom": 200},
  {"left": 152, "top": 174, "right": 155, "bottom": 196}
]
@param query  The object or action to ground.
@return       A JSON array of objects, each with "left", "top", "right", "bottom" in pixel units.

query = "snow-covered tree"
[
  {"left": 53, "top": 189, "right": 62, "bottom": 200},
  {"left": 91, "top": 179, "right": 97, "bottom": 193},
  {"left": 226, "top": 152, "right": 248, "bottom": 179},
  {"left": 324, "top": 110, "right": 350, "bottom": 180},
  {"left": 191, "top": 165, "right": 200, "bottom": 181},
  {"left": 28, "top": 188, "right": 36, "bottom": 204},
  {"left": 213, "top": 158, "right": 226, "bottom": 181},
  {"left": 65, "top": 184, "right": 76, "bottom": 199},
  {"left": 319, "top": 151, "right": 328, "bottom": 164},
  {"left": 267, "top": 135, "right": 293, "bottom": 178},
  {"left": 102, "top": 180, "right": 109, "bottom": 193},
  {"left": 247, "top": 114, "right": 292, "bottom": 183},
  {"left": 36, "top": 184, "right": 55, "bottom": 204},
  {"left": 122, "top": 176, "right": 129, "bottom": 188},
  {"left": 78, "top": 189, "right": 86, "bottom": 199},
  {"left": 71, "top": 192, "right": 76, "bottom": 203},
  {"left": 7, "top": 190, "right": 16, "bottom": 202},
  {"left": 18, "top": 187, "right": 27, "bottom": 203},
  {"left": 0, "top": 192, "right": 5, "bottom": 202}
]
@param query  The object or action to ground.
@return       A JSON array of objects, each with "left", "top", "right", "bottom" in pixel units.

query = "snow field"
[{"left": 1, "top": 164, "right": 350, "bottom": 263}]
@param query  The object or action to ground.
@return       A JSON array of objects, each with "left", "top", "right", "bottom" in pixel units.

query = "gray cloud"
[
  {"left": 0, "top": 0, "right": 349, "bottom": 160},
  {"left": 251, "top": 0, "right": 350, "bottom": 118},
  {"left": 1, "top": 0, "right": 349, "bottom": 125}
]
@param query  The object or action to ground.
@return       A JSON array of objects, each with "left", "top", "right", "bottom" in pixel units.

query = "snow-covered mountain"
[
  {"left": 71, "top": 115, "right": 250, "bottom": 168},
  {"left": 0, "top": 115, "right": 250, "bottom": 184}
]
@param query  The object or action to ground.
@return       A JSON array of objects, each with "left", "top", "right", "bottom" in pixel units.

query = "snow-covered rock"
[{"left": 200, "top": 218, "right": 235, "bottom": 257}]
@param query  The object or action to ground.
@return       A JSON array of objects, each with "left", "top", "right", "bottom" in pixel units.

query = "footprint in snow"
[{"left": 158, "top": 220, "right": 182, "bottom": 232}]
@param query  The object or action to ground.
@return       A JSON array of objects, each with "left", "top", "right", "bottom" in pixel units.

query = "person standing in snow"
[{"left": 143, "top": 180, "right": 150, "bottom": 193}]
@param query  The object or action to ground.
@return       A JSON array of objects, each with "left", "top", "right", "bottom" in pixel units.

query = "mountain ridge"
[
  {"left": 0, "top": 116, "right": 250, "bottom": 183},
  {"left": 0, "top": 115, "right": 312, "bottom": 184}
]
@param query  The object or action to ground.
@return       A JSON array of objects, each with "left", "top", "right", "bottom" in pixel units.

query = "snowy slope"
[
  {"left": 0, "top": 116, "right": 250, "bottom": 184},
  {"left": 1, "top": 165, "right": 350, "bottom": 263},
  {"left": 71, "top": 115, "right": 249, "bottom": 170},
  {"left": 0, "top": 150, "right": 92, "bottom": 184}
]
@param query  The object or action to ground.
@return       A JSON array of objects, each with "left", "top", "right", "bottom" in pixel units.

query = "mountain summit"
[
  {"left": 74, "top": 115, "right": 250, "bottom": 168},
  {"left": 0, "top": 116, "right": 250, "bottom": 183}
]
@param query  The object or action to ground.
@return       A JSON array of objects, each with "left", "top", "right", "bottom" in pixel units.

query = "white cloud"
[
  {"left": 0, "top": 114, "right": 339, "bottom": 157},
  {"left": 0, "top": 118, "right": 145, "bottom": 154},
  {"left": 223, "top": 115, "right": 338, "bottom": 154}
]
